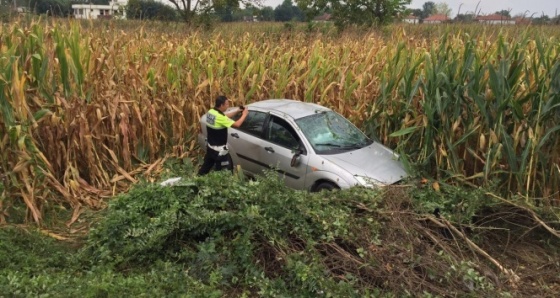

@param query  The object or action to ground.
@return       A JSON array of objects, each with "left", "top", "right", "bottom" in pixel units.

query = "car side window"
[
  {"left": 266, "top": 116, "right": 300, "bottom": 149},
  {"left": 237, "top": 111, "right": 267, "bottom": 137}
]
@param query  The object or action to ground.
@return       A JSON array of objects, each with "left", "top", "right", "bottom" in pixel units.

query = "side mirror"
[{"left": 290, "top": 148, "right": 303, "bottom": 167}]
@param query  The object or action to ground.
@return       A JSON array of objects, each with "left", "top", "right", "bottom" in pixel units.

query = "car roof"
[{"left": 248, "top": 99, "right": 331, "bottom": 120}]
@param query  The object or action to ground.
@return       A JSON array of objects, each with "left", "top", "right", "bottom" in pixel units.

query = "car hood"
[{"left": 321, "top": 142, "right": 408, "bottom": 185}]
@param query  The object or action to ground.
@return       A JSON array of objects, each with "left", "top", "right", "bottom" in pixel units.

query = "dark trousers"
[{"left": 197, "top": 147, "right": 233, "bottom": 176}]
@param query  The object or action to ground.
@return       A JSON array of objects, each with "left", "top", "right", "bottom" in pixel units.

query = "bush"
[
  {"left": 80, "top": 171, "right": 385, "bottom": 296},
  {"left": 126, "top": 0, "right": 179, "bottom": 21},
  {"left": 410, "top": 181, "right": 494, "bottom": 223},
  {"left": 2, "top": 172, "right": 557, "bottom": 296},
  {"left": 29, "top": 0, "right": 72, "bottom": 17}
]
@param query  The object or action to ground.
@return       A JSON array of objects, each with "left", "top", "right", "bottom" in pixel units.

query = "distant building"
[
  {"left": 243, "top": 15, "right": 258, "bottom": 22},
  {"left": 16, "top": 7, "right": 30, "bottom": 13},
  {"left": 313, "top": 13, "right": 331, "bottom": 22},
  {"left": 423, "top": 14, "right": 451, "bottom": 24},
  {"left": 476, "top": 14, "right": 516, "bottom": 25},
  {"left": 403, "top": 15, "right": 419, "bottom": 24},
  {"left": 513, "top": 17, "right": 532, "bottom": 25},
  {"left": 72, "top": 0, "right": 127, "bottom": 20}
]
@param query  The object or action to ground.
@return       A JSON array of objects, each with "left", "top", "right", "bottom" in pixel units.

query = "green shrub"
[
  {"left": 80, "top": 171, "right": 385, "bottom": 296},
  {"left": 410, "top": 181, "right": 494, "bottom": 223},
  {"left": 1, "top": 173, "right": 553, "bottom": 296}
]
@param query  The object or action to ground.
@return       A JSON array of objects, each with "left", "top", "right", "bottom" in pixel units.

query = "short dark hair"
[{"left": 214, "top": 95, "right": 229, "bottom": 109}]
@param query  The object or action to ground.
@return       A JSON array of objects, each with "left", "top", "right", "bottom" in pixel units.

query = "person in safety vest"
[{"left": 197, "top": 95, "right": 248, "bottom": 175}]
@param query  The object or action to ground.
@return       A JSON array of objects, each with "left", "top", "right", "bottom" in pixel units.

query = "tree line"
[
  {"left": 4, "top": 0, "right": 307, "bottom": 22},
  {"left": 3, "top": 0, "right": 412, "bottom": 28},
  {"left": 5, "top": 0, "right": 559, "bottom": 27}
]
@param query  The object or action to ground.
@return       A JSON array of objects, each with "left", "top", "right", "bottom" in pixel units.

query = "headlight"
[{"left": 354, "top": 176, "right": 384, "bottom": 188}]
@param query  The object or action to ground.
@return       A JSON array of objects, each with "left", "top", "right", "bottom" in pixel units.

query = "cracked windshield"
[{"left": 296, "top": 111, "right": 372, "bottom": 154}]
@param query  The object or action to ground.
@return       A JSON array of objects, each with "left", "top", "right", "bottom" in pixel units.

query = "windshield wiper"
[
  {"left": 315, "top": 143, "right": 342, "bottom": 147},
  {"left": 341, "top": 144, "right": 365, "bottom": 150}
]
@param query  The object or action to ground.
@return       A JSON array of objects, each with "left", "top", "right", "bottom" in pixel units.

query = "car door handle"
[
  {"left": 264, "top": 147, "right": 275, "bottom": 153},
  {"left": 230, "top": 133, "right": 239, "bottom": 138}
]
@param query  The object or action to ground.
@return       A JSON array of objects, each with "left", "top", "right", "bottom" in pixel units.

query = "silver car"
[{"left": 197, "top": 99, "right": 408, "bottom": 191}]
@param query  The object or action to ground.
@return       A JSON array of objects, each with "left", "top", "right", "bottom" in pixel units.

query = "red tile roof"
[{"left": 424, "top": 14, "right": 450, "bottom": 21}]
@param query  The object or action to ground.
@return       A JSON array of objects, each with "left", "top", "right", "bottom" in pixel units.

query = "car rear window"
[{"left": 238, "top": 111, "right": 268, "bottom": 137}]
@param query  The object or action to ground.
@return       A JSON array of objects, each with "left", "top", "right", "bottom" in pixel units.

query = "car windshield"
[{"left": 295, "top": 111, "right": 373, "bottom": 154}]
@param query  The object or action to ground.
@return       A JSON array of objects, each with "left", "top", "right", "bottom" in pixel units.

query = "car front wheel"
[{"left": 314, "top": 182, "right": 339, "bottom": 192}]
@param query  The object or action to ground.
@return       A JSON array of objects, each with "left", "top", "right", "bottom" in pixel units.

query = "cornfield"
[{"left": 1, "top": 18, "right": 559, "bottom": 223}]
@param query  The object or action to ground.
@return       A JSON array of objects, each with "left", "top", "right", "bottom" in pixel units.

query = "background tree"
[
  {"left": 72, "top": 0, "right": 110, "bottom": 4},
  {"left": 0, "top": 0, "right": 11, "bottom": 22},
  {"left": 532, "top": 14, "right": 550, "bottom": 25},
  {"left": 274, "top": 0, "right": 303, "bottom": 22},
  {"left": 29, "top": 0, "right": 71, "bottom": 16},
  {"left": 242, "top": 3, "right": 254, "bottom": 17},
  {"left": 420, "top": 1, "right": 435, "bottom": 19},
  {"left": 214, "top": 4, "right": 235, "bottom": 21},
  {"left": 434, "top": 1, "right": 450, "bottom": 16},
  {"left": 495, "top": 9, "right": 511, "bottom": 18},
  {"left": 296, "top": 0, "right": 411, "bottom": 28},
  {"left": 259, "top": 6, "right": 274, "bottom": 21},
  {"left": 166, "top": 0, "right": 263, "bottom": 24},
  {"left": 291, "top": 1, "right": 304, "bottom": 21},
  {"left": 455, "top": 13, "right": 475, "bottom": 23},
  {"left": 0, "top": 0, "right": 10, "bottom": 10},
  {"left": 408, "top": 8, "right": 422, "bottom": 17},
  {"left": 6, "top": 0, "right": 24, "bottom": 6},
  {"left": 126, "top": 0, "right": 179, "bottom": 21}
]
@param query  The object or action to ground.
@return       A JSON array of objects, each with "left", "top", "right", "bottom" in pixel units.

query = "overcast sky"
[
  {"left": 408, "top": 0, "right": 559, "bottom": 17},
  {"left": 262, "top": 0, "right": 560, "bottom": 17}
]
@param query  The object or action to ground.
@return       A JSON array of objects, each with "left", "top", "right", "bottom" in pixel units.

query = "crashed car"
[{"left": 198, "top": 99, "right": 408, "bottom": 191}]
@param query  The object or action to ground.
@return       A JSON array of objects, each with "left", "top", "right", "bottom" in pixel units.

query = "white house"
[
  {"left": 242, "top": 15, "right": 258, "bottom": 22},
  {"left": 476, "top": 14, "right": 516, "bottom": 25},
  {"left": 403, "top": 15, "right": 419, "bottom": 24},
  {"left": 72, "top": 0, "right": 127, "bottom": 20}
]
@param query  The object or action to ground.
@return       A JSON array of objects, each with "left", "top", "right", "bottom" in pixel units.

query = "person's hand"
[{"left": 242, "top": 108, "right": 248, "bottom": 116}]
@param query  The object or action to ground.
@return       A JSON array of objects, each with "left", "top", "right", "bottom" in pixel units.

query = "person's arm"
[
  {"left": 231, "top": 108, "right": 249, "bottom": 128},
  {"left": 225, "top": 108, "right": 243, "bottom": 118}
]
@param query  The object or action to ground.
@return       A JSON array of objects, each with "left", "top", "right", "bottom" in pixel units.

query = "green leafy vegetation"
[
  {"left": 81, "top": 171, "right": 382, "bottom": 296},
  {"left": 29, "top": 0, "right": 72, "bottom": 17},
  {"left": 126, "top": 0, "right": 179, "bottom": 22},
  {"left": 1, "top": 170, "right": 559, "bottom": 296}
]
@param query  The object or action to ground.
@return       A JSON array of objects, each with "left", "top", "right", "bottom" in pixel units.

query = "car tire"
[{"left": 314, "top": 182, "right": 338, "bottom": 192}]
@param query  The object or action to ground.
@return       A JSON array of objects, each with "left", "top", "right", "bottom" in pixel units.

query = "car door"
[
  {"left": 228, "top": 110, "right": 268, "bottom": 176},
  {"left": 258, "top": 115, "right": 309, "bottom": 190}
]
